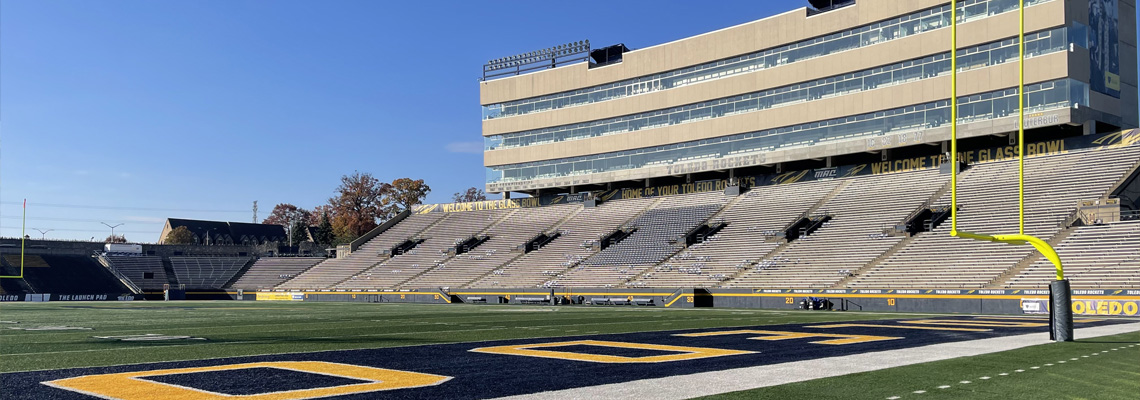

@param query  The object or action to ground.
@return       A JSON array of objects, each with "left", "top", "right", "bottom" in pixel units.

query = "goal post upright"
[{"left": 947, "top": 0, "right": 1072, "bottom": 341}]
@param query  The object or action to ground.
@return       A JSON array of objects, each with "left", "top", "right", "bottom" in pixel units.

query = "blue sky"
[{"left": 1, "top": 0, "right": 794, "bottom": 241}]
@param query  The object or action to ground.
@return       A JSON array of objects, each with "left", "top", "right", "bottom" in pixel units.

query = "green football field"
[{"left": 1, "top": 301, "right": 1137, "bottom": 399}]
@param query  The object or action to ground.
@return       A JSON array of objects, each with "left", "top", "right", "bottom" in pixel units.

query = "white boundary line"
[{"left": 490, "top": 322, "right": 1140, "bottom": 400}]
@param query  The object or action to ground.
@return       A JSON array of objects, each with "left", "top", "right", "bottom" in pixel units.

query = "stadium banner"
[
  {"left": 1020, "top": 298, "right": 1049, "bottom": 314},
  {"left": 255, "top": 292, "right": 304, "bottom": 301},
  {"left": 0, "top": 293, "right": 142, "bottom": 302},
  {"left": 750, "top": 288, "right": 1140, "bottom": 297},
  {"left": 1070, "top": 299, "right": 1139, "bottom": 316},
  {"left": 1088, "top": 0, "right": 1121, "bottom": 97},
  {"left": 423, "top": 130, "right": 1137, "bottom": 213}
]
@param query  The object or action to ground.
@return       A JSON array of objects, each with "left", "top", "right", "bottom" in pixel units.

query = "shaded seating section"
[
  {"left": 555, "top": 192, "right": 727, "bottom": 287},
  {"left": 729, "top": 169, "right": 947, "bottom": 288},
  {"left": 399, "top": 204, "right": 579, "bottom": 289},
  {"left": 469, "top": 198, "right": 656, "bottom": 288},
  {"left": 277, "top": 213, "right": 445, "bottom": 289},
  {"left": 1004, "top": 221, "right": 1140, "bottom": 288},
  {"left": 850, "top": 145, "right": 1140, "bottom": 289},
  {"left": 336, "top": 209, "right": 513, "bottom": 289},
  {"left": 227, "top": 257, "right": 324, "bottom": 290},
  {"left": 169, "top": 257, "right": 250, "bottom": 289},
  {"left": 106, "top": 255, "right": 170, "bottom": 290},
  {"left": 632, "top": 181, "right": 841, "bottom": 287},
  {"left": 0, "top": 254, "right": 128, "bottom": 294}
]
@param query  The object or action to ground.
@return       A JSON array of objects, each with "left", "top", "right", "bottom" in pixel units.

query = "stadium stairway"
[
  {"left": 276, "top": 213, "right": 447, "bottom": 290},
  {"left": 983, "top": 225, "right": 1078, "bottom": 288},
  {"left": 469, "top": 197, "right": 659, "bottom": 288},
  {"left": 460, "top": 205, "right": 584, "bottom": 288},
  {"left": 557, "top": 193, "right": 727, "bottom": 288},
  {"left": 848, "top": 145, "right": 1140, "bottom": 289},
  {"left": 622, "top": 193, "right": 751, "bottom": 286},
  {"left": 221, "top": 257, "right": 259, "bottom": 289},
  {"left": 728, "top": 169, "right": 947, "bottom": 289},
  {"left": 386, "top": 209, "right": 526, "bottom": 289},
  {"left": 161, "top": 257, "right": 180, "bottom": 287},
  {"left": 0, "top": 254, "right": 37, "bottom": 294},
  {"left": 335, "top": 209, "right": 515, "bottom": 290},
  {"left": 228, "top": 257, "right": 325, "bottom": 290},
  {"left": 1002, "top": 220, "right": 1140, "bottom": 288},
  {"left": 398, "top": 204, "right": 581, "bottom": 290},
  {"left": 637, "top": 181, "right": 848, "bottom": 288},
  {"left": 104, "top": 255, "right": 170, "bottom": 290},
  {"left": 830, "top": 178, "right": 956, "bottom": 288}
]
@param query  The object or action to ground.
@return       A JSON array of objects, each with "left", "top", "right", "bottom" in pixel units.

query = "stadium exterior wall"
[
  {"left": 480, "top": 0, "right": 1138, "bottom": 194},
  {"left": 11, "top": 288, "right": 1137, "bottom": 318}
]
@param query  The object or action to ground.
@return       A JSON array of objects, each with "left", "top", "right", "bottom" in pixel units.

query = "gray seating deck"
[
  {"left": 106, "top": 256, "right": 169, "bottom": 290},
  {"left": 229, "top": 257, "right": 324, "bottom": 290}
]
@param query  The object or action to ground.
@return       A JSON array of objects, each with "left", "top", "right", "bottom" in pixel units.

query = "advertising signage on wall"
[{"left": 1088, "top": 0, "right": 1121, "bottom": 97}]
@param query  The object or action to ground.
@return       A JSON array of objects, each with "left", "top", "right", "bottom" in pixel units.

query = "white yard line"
[{"left": 490, "top": 323, "right": 1140, "bottom": 400}]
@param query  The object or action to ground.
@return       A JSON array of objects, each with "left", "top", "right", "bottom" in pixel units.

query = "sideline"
[{"left": 490, "top": 322, "right": 1140, "bottom": 400}]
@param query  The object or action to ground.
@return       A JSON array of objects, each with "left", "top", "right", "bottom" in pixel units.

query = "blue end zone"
[
  {"left": 1, "top": 316, "right": 1128, "bottom": 399},
  {"left": 139, "top": 367, "right": 371, "bottom": 396}
]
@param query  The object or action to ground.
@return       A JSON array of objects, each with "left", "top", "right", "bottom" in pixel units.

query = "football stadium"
[{"left": 2, "top": 0, "right": 1139, "bottom": 398}]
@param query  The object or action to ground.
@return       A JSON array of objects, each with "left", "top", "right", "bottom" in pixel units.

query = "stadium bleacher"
[
  {"left": 104, "top": 255, "right": 170, "bottom": 290},
  {"left": 632, "top": 180, "right": 842, "bottom": 287},
  {"left": 253, "top": 141, "right": 1140, "bottom": 291},
  {"left": 468, "top": 197, "right": 658, "bottom": 288},
  {"left": 168, "top": 256, "right": 251, "bottom": 289},
  {"left": 729, "top": 169, "right": 948, "bottom": 288},
  {"left": 397, "top": 204, "right": 579, "bottom": 289},
  {"left": 1004, "top": 220, "right": 1140, "bottom": 289},
  {"left": 228, "top": 257, "right": 325, "bottom": 290},
  {"left": 556, "top": 192, "right": 727, "bottom": 287},
  {"left": 0, "top": 254, "right": 129, "bottom": 295},
  {"left": 333, "top": 209, "right": 514, "bottom": 289},
  {"left": 276, "top": 213, "right": 446, "bottom": 289},
  {"left": 850, "top": 145, "right": 1140, "bottom": 289}
]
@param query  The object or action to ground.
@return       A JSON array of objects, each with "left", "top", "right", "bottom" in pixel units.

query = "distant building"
[{"left": 158, "top": 218, "right": 287, "bottom": 245}]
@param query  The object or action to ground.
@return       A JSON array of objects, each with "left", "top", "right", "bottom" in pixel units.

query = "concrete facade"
[{"left": 480, "top": 0, "right": 1139, "bottom": 194}]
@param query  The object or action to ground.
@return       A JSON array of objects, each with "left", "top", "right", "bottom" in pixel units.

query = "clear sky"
[{"left": 1, "top": 0, "right": 798, "bottom": 241}]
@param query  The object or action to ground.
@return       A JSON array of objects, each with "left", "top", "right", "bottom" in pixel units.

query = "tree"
[
  {"left": 164, "top": 226, "right": 195, "bottom": 245},
  {"left": 387, "top": 178, "right": 431, "bottom": 215},
  {"left": 329, "top": 171, "right": 388, "bottom": 239},
  {"left": 289, "top": 221, "right": 310, "bottom": 245},
  {"left": 263, "top": 204, "right": 311, "bottom": 228},
  {"left": 104, "top": 234, "right": 127, "bottom": 243},
  {"left": 452, "top": 187, "right": 487, "bottom": 203},
  {"left": 315, "top": 211, "right": 335, "bottom": 246},
  {"left": 309, "top": 204, "right": 334, "bottom": 226},
  {"left": 263, "top": 203, "right": 312, "bottom": 246}
]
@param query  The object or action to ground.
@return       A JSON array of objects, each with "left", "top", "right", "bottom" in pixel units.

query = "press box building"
[{"left": 479, "top": 0, "right": 1137, "bottom": 197}]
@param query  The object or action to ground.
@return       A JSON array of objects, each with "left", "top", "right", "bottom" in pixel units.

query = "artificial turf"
[
  {"left": 3, "top": 301, "right": 1137, "bottom": 400},
  {"left": 0, "top": 301, "right": 911, "bottom": 373},
  {"left": 704, "top": 331, "right": 1140, "bottom": 400}
]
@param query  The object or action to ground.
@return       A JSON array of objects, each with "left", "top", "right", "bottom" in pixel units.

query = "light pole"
[
  {"left": 101, "top": 222, "right": 124, "bottom": 241},
  {"left": 32, "top": 228, "right": 54, "bottom": 240}
]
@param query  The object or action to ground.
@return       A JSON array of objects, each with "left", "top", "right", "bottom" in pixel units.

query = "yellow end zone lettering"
[
  {"left": 675, "top": 330, "right": 901, "bottom": 345},
  {"left": 900, "top": 319, "right": 1047, "bottom": 328},
  {"left": 469, "top": 340, "right": 753, "bottom": 363},
  {"left": 805, "top": 323, "right": 991, "bottom": 332},
  {"left": 42, "top": 361, "right": 451, "bottom": 400}
]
